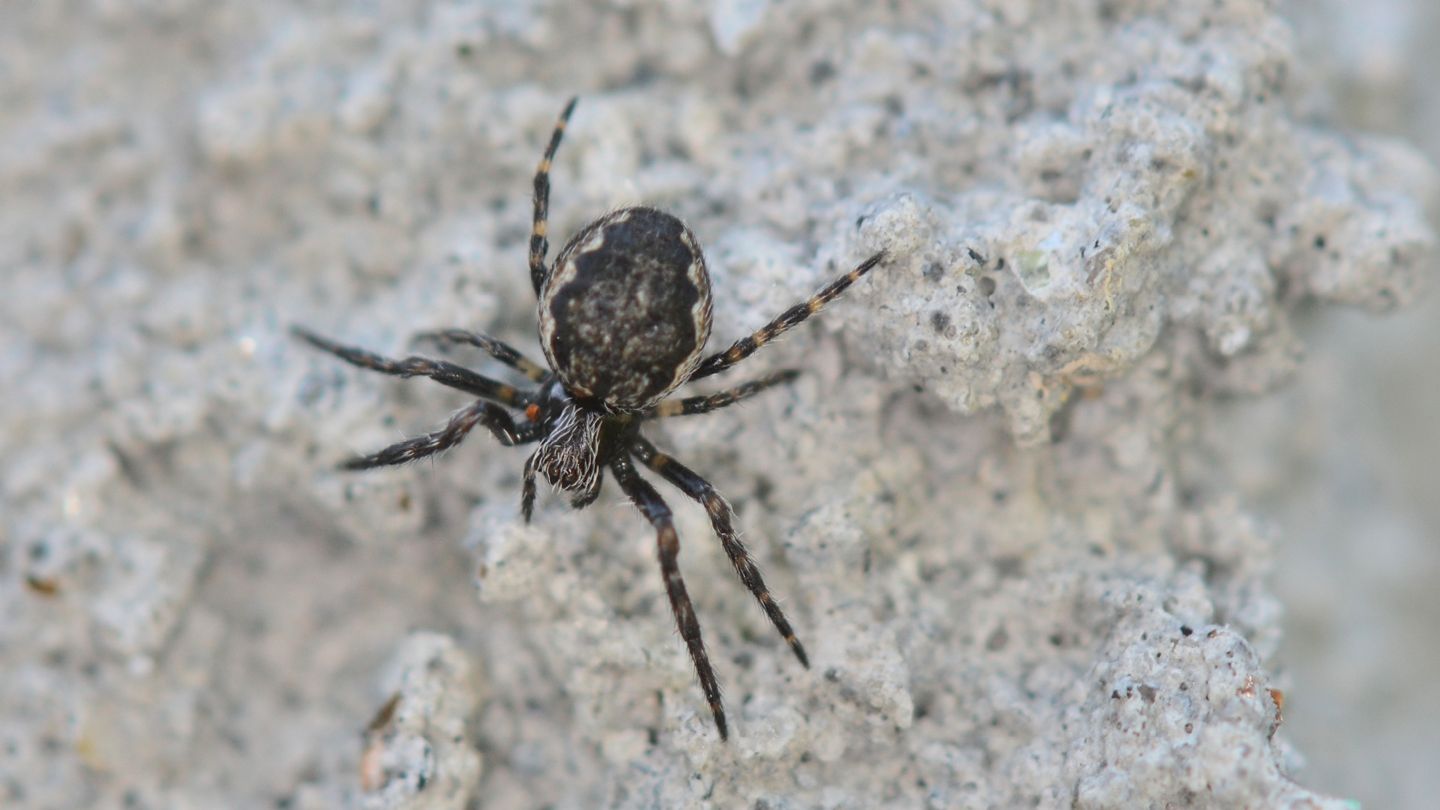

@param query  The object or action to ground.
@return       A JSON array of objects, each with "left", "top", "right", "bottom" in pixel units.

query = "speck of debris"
[
  {"left": 809, "top": 60, "right": 836, "bottom": 84},
  {"left": 930, "top": 310, "right": 952, "bottom": 334}
]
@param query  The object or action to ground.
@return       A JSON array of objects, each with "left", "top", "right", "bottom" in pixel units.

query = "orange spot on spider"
[{"left": 526, "top": 404, "right": 541, "bottom": 422}]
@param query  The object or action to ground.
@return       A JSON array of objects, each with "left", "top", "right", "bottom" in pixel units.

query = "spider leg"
[
  {"left": 645, "top": 370, "right": 800, "bottom": 419},
  {"left": 530, "top": 97, "right": 579, "bottom": 296},
  {"left": 630, "top": 436, "right": 809, "bottom": 668},
  {"left": 610, "top": 452, "right": 728, "bottom": 741},
  {"left": 293, "top": 326, "right": 532, "bottom": 408},
  {"left": 520, "top": 453, "right": 539, "bottom": 523},
  {"left": 412, "top": 328, "right": 550, "bottom": 383},
  {"left": 342, "top": 400, "right": 541, "bottom": 470},
  {"left": 688, "top": 251, "right": 886, "bottom": 382}
]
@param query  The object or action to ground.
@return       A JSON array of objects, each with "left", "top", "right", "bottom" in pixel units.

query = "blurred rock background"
[{"left": 1255, "top": 1, "right": 1440, "bottom": 806}]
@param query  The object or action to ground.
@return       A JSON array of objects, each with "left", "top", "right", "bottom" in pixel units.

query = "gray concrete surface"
[{"left": 1, "top": 1, "right": 1434, "bottom": 808}]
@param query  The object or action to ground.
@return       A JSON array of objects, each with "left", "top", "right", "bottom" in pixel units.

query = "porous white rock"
[{"left": 0, "top": 1, "right": 1432, "bottom": 808}]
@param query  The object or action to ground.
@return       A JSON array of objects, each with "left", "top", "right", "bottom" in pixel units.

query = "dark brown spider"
[{"left": 294, "top": 97, "right": 885, "bottom": 740}]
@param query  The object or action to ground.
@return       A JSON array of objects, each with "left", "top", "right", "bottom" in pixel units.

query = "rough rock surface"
[{"left": 1, "top": 1, "right": 1433, "bottom": 808}]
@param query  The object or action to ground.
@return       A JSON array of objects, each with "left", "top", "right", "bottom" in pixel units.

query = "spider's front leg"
[
  {"left": 630, "top": 435, "right": 808, "bottom": 668},
  {"left": 610, "top": 453, "right": 728, "bottom": 740},
  {"left": 343, "top": 400, "right": 542, "bottom": 470}
]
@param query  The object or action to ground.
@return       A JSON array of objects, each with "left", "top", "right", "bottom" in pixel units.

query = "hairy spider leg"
[
  {"left": 645, "top": 370, "right": 800, "bottom": 419},
  {"left": 521, "top": 453, "right": 539, "bottom": 523},
  {"left": 413, "top": 328, "right": 550, "bottom": 383},
  {"left": 293, "top": 327, "right": 532, "bottom": 408},
  {"left": 610, "top": 452, "right": 728, "bottom": 741},
  {"left": 343, "top": 400, "right": 544, "bottom": 470},
  {"left": 530, "top": 96, "right": 579, "bottom": 296},
  {"left": 688, "top": 251, "right": 886, "bottom": 382},
  {"left": 630, "top": 436, "right": 809, "bottom": 668}
]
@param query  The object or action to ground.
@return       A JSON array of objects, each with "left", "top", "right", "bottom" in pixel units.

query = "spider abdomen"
[{"left": 539, "top": 206, "right": 713, "bottom": 411}]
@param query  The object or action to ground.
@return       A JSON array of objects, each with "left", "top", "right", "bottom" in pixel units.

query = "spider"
[{"left": 294, "top": 97, "right": 885, "bottom": 740}]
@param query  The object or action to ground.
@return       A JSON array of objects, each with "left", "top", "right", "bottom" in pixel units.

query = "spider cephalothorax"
[{"left": 295, "top": 97, "right": 885, "bottom": 740}]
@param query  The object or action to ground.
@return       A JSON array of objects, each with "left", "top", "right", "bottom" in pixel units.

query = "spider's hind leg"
[
  {"left": 629, "top": 435, "right": 809, "bottom": 669},
  {"left": 610, "top": 453, "right": 728, "bottom": 741},
  {"left": 413, "top": 328, "right": 550, "bottom": 383},
  {"left": 529, "top": 97, "right": 579, "bottom": 296},
  {"left": 645, "top": 370, "right": 800, "bottom": 419},
  {"left": 292, "top": 326, "right": 531, "bottom": 408}
]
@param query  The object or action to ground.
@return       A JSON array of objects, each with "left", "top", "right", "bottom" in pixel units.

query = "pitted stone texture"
[
  {"left": 846, "top": 19, "right": 1435, "bottom": 443},
  {"left": 0, "top": 0, "right": 1433, "bottom": 808},
  {"left": 357, "top": 633, "right": 483, "bottom": 810}
]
